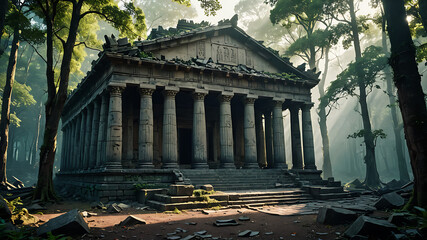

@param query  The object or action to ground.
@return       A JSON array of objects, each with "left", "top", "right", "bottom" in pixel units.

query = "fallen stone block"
[
  {"left": 344, "top": 216, "right": 397, "bottom": 238},
  {"left": 36, "top": 209, "right": 89, "bottom": 237},
  {"left": 238, "top": 230, "right": 251, "bottom": 237},
  {"left": 214, "top": 219, "right": 239, "bottom": 227},
  {"left": 388, "top": 213, "right": 418, "bottom": 226},
  {"left": 107, "top": 203, "right": 122, "bottom": 213},
  {"left": 317, "top": 206, "right": 358, "bottom": 225},
  {"left": 238, "top": 216, "right": 250, "bottom": 221},
  {"left": 374, "top": 192, "right": 405, "bottom": 210},
  {"left": 200, "top": 184, "right": 214, "bottom": 191},
  {"left": 118, "top": 215, "right": 146, "bottom": 226},
  {"left": 0, "top": 194, "right": 12, "bottom": 220},
  {"left": 168, "top": 184, "right": 194, "bottom": 196}
]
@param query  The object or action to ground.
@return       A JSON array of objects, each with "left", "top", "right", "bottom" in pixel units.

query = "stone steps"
[{"left": 147, "top": 188, "right": 313, "bottom": 211}]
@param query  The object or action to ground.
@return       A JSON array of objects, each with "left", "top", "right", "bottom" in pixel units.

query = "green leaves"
[{"left": 320, "top": 45, "right": 387, "bottom": 109}]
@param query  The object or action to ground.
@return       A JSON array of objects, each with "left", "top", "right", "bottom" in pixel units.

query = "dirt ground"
[{"left": 34, "top": 201, "right": 349, "bottom": 240}]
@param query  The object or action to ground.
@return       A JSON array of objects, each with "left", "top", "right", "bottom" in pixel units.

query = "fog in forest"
[{"left": 1, "top": 0, "right": 426, "bottom": 187}]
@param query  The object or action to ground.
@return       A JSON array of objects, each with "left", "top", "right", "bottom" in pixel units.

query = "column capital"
[
  {"left": 140, "top": 88, "right": 155, "bottom": 96},
  {"left": 108, "top": 85, "right": 125, "bottom": 96},
  {"left": 244, "top": 95, "right": 258, "bottom": 104},
  {"left": 272, "top": 98, "right": 284, "bottom": 107},
  {"left": 302, "top": 102, "right": 315, "bottom": 111},
  {"left": 193, "top": 90, "right": 208, "bottom": 100},
  {"left": 220, "top": 92, "right": 234, "bottom": 102}
]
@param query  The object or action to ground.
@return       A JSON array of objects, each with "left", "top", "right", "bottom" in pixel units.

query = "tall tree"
[
  {"left": 328, "top": 0, "right": 382, "bottom": 188},
  {"left": 0, "top": 0, "right": 41, "bottom": 188},
  {"left": 382, "top": 0, "right": 427, "bottom": 208},
  {"left": 268, "top": 0, "right": 336, "bottom": 177}
]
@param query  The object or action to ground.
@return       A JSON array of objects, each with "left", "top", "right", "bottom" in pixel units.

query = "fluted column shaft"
[
  {"left": 273, "top": 100, "right": 287, "bottom": 169},
  {"left": 105, "top": 86, "right": 124, "bottom": 169},
  {"left": 243, "top": 96, "right": 258, "bottom": 168},
  {"left": 78, "top": 110, "right": 87, "bottom": 170},
  {"left": 302, "top": 103, "right": 317, "bottom": 169},
  {"left": 96, "top": 93, "right": 108, "bottom": 168},
  {"left": 83, "top": 104, "right": 93, "bottom": 170},
  {"left": 219, "top": 94, "right": 235, "bottom": 168},
  {"left": 68, "top": 120, "right": 76, "bottom": 170},
  {"left": 89, "top": 99, "right": 100, "bottom": 169},
  {"left": 162, "top": 88, "right": 179, "bottom": 169},
  {"left": 138, "top": 87, "right": 155, "bottom": 168},
  {"left": 73, "top": 115, "right": 81, "bottom": 170},
  {"left": 192, "top": 91, "right": 208, "bottom": 169},
  {"left": 255, "top": 109, "right": 266, "bottom": 167},
  {"left": 60, "top": 127, "right": 68, "bottom": 170},
  {"left": 290, "top": 105, "right": 303, "bottom": 169}
]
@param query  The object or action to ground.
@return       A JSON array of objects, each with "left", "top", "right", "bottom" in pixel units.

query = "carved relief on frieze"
[
  {"left": 214, "top": 44, "right": 238, "bottom": 65},
  {"left": 196, "top": 41, "right": 206, "bottom": 59}
]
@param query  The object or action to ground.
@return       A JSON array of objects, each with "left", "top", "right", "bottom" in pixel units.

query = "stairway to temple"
[{"left": 179, "top": 169, "right": 297, "bottom": 191}]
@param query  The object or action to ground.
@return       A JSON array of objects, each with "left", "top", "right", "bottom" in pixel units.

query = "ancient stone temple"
[{"left": 56, "top": 19, "right": 322, "bottom": 202}]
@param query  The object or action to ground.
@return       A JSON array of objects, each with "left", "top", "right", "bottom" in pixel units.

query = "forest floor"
[{"left": 33, "top": 197, "right": 379, "bottom": 240}]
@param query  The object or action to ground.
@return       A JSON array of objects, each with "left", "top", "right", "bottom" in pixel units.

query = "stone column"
[
  {"left": 96, "top": 93, "right": 108, "bottom": 168},
  {"left": 219, "top": 93, "right": 235, "bottom": 169},
  {"left": 68, "top": 120, "right": 76, "bottom": 170},
  {"left": 255, "top": 109, "right": 266, "bottom": 167},
  {"left": 243, "top": 95, "right": 258, "bottom": 168},
  {"left": 162, "top": 87, "right": 179, "bottom": 169},
  {"left": 264, "top": 110, "right": 274, "bottom": 168},
  {"left": 89, "top": 98, "right": 100, "bottom": 169},
  {"left": 78, "top": 110, "right": 87, "bottom": 170},
  {"left": 302, "top": 103, "right": 317, "bottom": 169},
  {"left": 105, "top": 85, "right": 124, "bottom": 170},
  {"left": 273, "top": 100, "right": 287, "bottom": 169},
  {"left": 83, "top": 104, "right": 93, "bottom": 170},
  {"left": 73, "top": 115, "right": 81, "bottom": 170},
  {"left": 138, "top": 86, "right": 155, "bottom": 168},
  {"left": 192, "top": 90, "right": 208, "bottom": 169},
  {"left": 290, "top": 104, "right": 303, "bottom": 169},
  {"left": 60, "top": 127, "right": 68, "bottom": 171}
]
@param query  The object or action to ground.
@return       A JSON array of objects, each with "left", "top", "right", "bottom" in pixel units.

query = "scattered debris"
[
  {"left": 214, "top": 219, "right": 239, "bottom": 227},
  {"left": 107, "top": 203, "right": 122, "bottom": 213},
  {"left": 317, "top": 206, "right": 358, "bottom": 225},
  {"left": 185, "top": 222, "right": 197, "bottom": 225},
  {"left": 118, "top": 203, "right": 131, "bottom": 209},
  {"left": 36, "top": 209, "right": 90, "bottom": 237},
  {"left": 118, "top": 215, "right": 147, "bottom": 226},
  {"left": 374, "top": 192, "right": 405, "bottom": 210},
  {"left": 238, "top": 216, "right": 250, "bottom": 221},
  {"left": 344, "top": 216, "right": 397, "bottom": 239},
  {"left": 200, "top": 184, "right": 214, "bottom": 191},
  {"left": 238, "top": 230, "right": 252, "bottom": 237},
  {"left": 388, "top": 212, "right": 418, "bottom": 226}
]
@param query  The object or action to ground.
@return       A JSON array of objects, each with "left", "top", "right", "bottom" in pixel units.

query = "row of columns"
[{"left": 60, "top": 85, "right": 316, "bottom": 171}]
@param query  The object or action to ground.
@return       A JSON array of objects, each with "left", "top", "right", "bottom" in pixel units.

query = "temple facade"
[{"left": 56, "top": 20, "right": 321, "bottom": 202}]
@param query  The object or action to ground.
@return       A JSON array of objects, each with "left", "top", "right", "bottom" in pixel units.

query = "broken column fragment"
[
  {"left": 317, "top": 206, "right": 358, "bottom": 225},
  {"left": 36, "top": 209, "right": 89, "bottom": 237}
]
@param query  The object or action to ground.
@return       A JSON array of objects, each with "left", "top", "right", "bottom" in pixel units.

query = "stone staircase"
[
  {"left": 179, "top": 169, "right": 297, "bottom": 191},
  {"left": 147, "top": 188, "right": 313, "bottom": 211}
]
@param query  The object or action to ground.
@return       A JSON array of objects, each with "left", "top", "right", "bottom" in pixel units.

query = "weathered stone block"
[
  {"left": 168, "top": 184, "right": 194, "bottom": 196},
  {"left": 36, "top": 209, "right": 89, "bottom": 237},
  {"left": 374, "top": 192, "right": 405, "bottom": 210},
  {"left": 344, "top": 216, "right": 397, "bottom": 238},
  {"left": 201, "top": 184, "right": 214, "bottom": 191},
  {"left": 317, "top": 207, "right": 358, "bottom": 225},
  {"left": 118, "top": 215, "right": 146, "bottom": 226}
]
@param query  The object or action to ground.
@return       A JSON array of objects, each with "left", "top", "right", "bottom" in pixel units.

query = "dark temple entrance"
[{"left": 178, "top": 128, "right": 192, "bottom": 165}]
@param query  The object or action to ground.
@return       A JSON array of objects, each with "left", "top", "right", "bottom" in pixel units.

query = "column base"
[
  {"left": 192, "top": 163, "right": 209, "bottom": 169},
  {"left": 274, "top": 163, "right": 288, "bottom": 169},
  {"left": 104, "top": 162, "right": 122, "bottom": 169},
  {"left": 138, "top": 163, "right": 155, "bottom": 169},
  {"left": 163, "top": 163, "right": 179, "bottom": 169},
  {"left": 292, "top": 166, "right": 303, "bottom": 170},
  {"left": 243, "top": 163, "right": 259, "bottom": 169},
  {"left": 220, "top": 162, "right": 236, "bottom": 169},
  {"left": 304, "top": 165, "right": 317, "bottom": 170}
]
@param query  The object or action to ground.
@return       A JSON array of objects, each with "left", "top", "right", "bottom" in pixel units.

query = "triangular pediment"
[{"left": 141, "top": 26, "right": 287, "bottom": 74}]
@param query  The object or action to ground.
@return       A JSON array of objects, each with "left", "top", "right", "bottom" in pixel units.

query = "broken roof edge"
[{"left": 133, "top": 23, "right": 320, "bottom": 82}]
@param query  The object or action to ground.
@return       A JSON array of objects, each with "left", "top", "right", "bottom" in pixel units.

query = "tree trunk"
[
  {"left": 0, "top": 27, "right": 19, "bottom": 186},
  {"left": 318, "top": 46, "right": 332, "bottom": 178},
  {"left": 32, "top": 101, "right": 42, "bottom": 166},
  {"left": 0, "top": 0, "right": 7, "bottom": 56},
  {"left": 34, "top": 1, "right": 83, "bottom": 201},
  {"left": 349, "top": 0, "right": 380, "bottom": 188},
  {"left": 383, "top": 0, "right": 427, "bottom": 208},
  {"left": 381, "top": 18, "right": 410, "bottom": 182}
]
